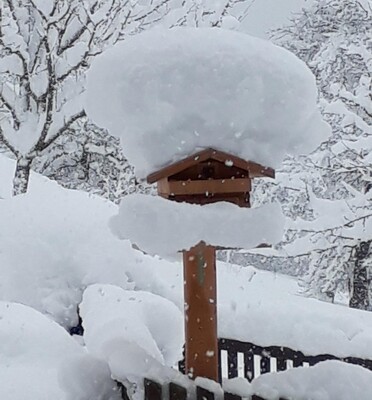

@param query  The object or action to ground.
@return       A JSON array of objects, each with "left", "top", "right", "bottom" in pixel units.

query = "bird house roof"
[{"left": 147, "top": 148, "right": 275, "bottom": 184}]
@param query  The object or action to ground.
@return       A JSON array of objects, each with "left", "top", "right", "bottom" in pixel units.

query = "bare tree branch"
[
  {"left": 0, "top": 93, "right": 20, "bottom": 129},
  {"left": 40, "top": 110, "right": 86, "bottom": 151},
  {"left": 0, "top": 125, "right": 19, "bottom": 156}
]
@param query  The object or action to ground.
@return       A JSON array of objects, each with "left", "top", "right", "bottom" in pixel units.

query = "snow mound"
[
  {"left": 0, "top": 154, "right": 134, "bottom": 328},
  {"left": 217, "top": 263, "right": 372, "bottom": 360},
  {"left": 86, "top": 27, "right": 329, "bottom": 177},
  {"left": 0, "top": 301, "right": 118, "bottom": 400},
  {"left": 224, "top": 361, "right": 372, "bottom": 400},
  {"left": 110, "top": 193, "right": 285, "bottom": 258},
  {"left": 80, "top": 284, "right": 184, "bottom": 382}
]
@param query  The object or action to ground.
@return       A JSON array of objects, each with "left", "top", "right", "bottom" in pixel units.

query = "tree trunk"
[
  {"left": 349, "top": 241, "right": 371, "bottom": 310},
  {"left": 12, "top": 158, "right": 32, "bottom": 196}
]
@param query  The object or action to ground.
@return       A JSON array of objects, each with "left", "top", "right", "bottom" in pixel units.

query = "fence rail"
[
  {"left": 144, "top": 378, "right": 288, "bottom": 400},
  {"left": 180, "top": 338, "right": 372, "bottom": 381},
  {"left": 118, "top": 339, "right": 372, "bottom": 399}
]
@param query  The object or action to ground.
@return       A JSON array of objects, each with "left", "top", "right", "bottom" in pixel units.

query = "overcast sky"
[{"left": 241, "top": 0, "right": 315, "bottom": 39}]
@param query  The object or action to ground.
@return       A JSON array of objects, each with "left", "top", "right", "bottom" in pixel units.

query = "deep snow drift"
[
  {"left": 86, "top": 27, "right": 329, "bottom": 178},
  {"left": 80, "top": 284, "right": 184, "bottom": 383},
  {"left": 0, "top": 301, "right": 119, "bottom": 400},
  {"left": 0, "top": 156, "right": 132, "bottom": 328}
]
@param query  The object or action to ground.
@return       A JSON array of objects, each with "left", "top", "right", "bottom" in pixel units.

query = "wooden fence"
[
  {"left": 117, "top": 338, "right": 372, "bottom": 399},
  {"left": 143, "top": 378, "right": 288, "bottom": 400},
  {"left": 180, "top": 338, "right": 372, "bottom": 382}
]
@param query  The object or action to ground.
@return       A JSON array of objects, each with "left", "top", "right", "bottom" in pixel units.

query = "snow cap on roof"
[{"left": 86, "top": 27, "right": 330, "bottom": 178}]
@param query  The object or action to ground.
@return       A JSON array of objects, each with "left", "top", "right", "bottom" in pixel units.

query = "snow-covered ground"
[
  {"left": 0, "top": 301, "right": 121, "bottom": 400},
  {"left": 2, "top": 153, "right": 372, "bottom": 399},
  {"left": 224, "top": 361, "right": 372, "bottom": 400}
]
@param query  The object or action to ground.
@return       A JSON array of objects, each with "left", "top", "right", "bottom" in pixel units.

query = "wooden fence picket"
[
  {"left": 144, "top": 379, "right": 162, "bottom": 400},
  {"left": 134, "top": 335, "right": 372, "bottom": 400},
  {"left": 196, "top": 386, "right": 215, "bottom": 400},
  {"left": 224, "top": 392, "right": 242, "bottom": 400},
  {"left": 227, "top": 348, "right": 238, "bottom": 379},
  {"left": 169, "top": 382, "right": 187, "bottom": 400},
  {"left": 217, "top": 338, "right": 372, "bottom": 380},
  {"left": 141, "top": 379, "right": 291, "bottom": 400}
]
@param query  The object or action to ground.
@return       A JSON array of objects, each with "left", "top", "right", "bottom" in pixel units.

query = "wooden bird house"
[{"left": 147, "top": 148, "right": 275, "bottom": 207}]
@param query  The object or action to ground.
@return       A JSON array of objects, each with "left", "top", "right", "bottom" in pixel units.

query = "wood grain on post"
[{"left": 183, "top": 241, "right": 218, "bottom": 382}]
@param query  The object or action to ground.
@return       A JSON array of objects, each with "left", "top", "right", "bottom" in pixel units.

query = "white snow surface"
[
  {"left": 80, "top": 284, "right": 184, "bottom": 383},
  {"left": 224, "top": 361, "right": 372, "bottom": 400},
  {"left": 110, "top": 193, "right": 285, "bottom": 258},
  {"left": 0, "top": 155, "right": 133, "bottom": 328},
  {"left": 217, "top": 264, "right": 372, "bottom": 360},
  {"left": 0, "top": 301, "right": 118, "bottom": 400},
  {"left": 86, "top": 27, "right": 329, "bottom": 177},
  {"left": 3, "top": 155, "right": 372, "bottom": 396},
  {"left": 0, "top": 153, "right": 14, "bottom": 198},
  {"left": 2, "top": 153, "right": 372, "bottom": 362}
]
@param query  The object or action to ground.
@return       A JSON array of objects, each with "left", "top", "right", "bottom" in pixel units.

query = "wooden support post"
[{"left": 183, "top": 241, "right": 218, "bottom": 382}]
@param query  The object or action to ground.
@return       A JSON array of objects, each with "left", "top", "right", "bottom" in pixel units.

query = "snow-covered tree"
[
  {"left": 33, "top": 123, "right": 144, "bottom": 203},
  {"left": 0, "top": 0, "right": 162, "bottom": 195},
  {"left": 0, "top": 0, "right": 247, "bottom": 196},
  {"left": 265, "top": 0, "right": 372, "bottom": 307}
]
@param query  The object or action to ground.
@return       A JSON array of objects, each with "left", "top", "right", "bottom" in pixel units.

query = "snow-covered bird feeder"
[
  {"left": 146, "top": 148, "right": 274, "bottom": 207},
  {"left": 85, "top": 26, "right": 330, "bottom": 384},
  {"left": 146, "top": 148, "right": 275, "bottom": 381}
]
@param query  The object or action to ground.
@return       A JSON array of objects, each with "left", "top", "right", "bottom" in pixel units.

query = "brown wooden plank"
[
  {"left": 227, "top": 349, "right": 238, "bottom": 379},
  {"left": 244, "top": 351, "right": 255, "bottom": 381},
  {"left": 163, "top": 178, "right": 251, "bottom": 196},
  {"left": 246, "top": 161, "right": 275, "bottom": 178},
  {"left": 144, "top": 379, "right": 162, "bottom": 400},
  {"left": 147, "top": 148, "right": 215, "bottom": 183},
  {"left": 196, "top": 386, "right": 215, "bottom": 400},
  {"left": 260, "top": 354, "right": 271, "bottom": 374},
  {"left": 169, "top": 382, "right": 187, "bottom": 400},
  {"left": 293, "top": 354, "right": 303, "bottom": 368},
  {"left": 224, "top": 392, "right": 242, "bottom": 400},
  {"left": 157, "top": 178, "right": 171, "bottom": 197},
  {"left": 147, "top": 148, "right": 275, "bottom": 183},
  {"left": 209, "top": 149, "right": 275, "bottom": 178},
  {"left": 170, "top": 160, "right": 249, "bottom": 181},
  {"left": 276, "top": 357, "right": 287, "bottom": 371},
  {"left": 183, "top": 243, "right": 218, "bottom": 381},
  {"left": 218, "top": 346, "right": 222, "bottom": 383},
  {"left": 343, "top": 357, "right": 372, "bottom": 370}
]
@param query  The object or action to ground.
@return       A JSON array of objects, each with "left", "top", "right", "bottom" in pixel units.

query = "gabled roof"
[{"left": 147, "top": 148, "right": 275, "bottom": 184}]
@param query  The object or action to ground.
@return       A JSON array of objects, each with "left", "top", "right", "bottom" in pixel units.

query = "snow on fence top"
[{"left": 86, "top": 27, "right": 330, "bottom": 178}]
